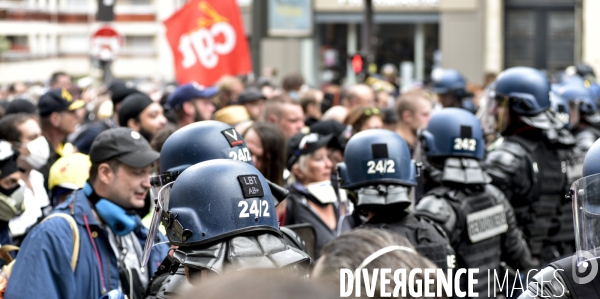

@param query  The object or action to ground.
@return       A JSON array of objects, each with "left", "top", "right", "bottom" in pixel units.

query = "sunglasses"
[{"left": 364, "top": 107, "right": 381, "bottom": 116}]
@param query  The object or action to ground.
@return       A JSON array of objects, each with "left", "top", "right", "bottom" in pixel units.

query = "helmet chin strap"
[{"left": 83, "top": 182, "right": 137, "bottom": 236}]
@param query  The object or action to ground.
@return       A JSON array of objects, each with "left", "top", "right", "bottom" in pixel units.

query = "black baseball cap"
[
  {"left": 309, "top": 120, "right": 350, "bottom": 150},
  {"left": 38, "top": 88, "right": 85, "bottom": 117},
  {"left": 286, "top": 132, "right": 335, "bottom": 170},
  {"left": 118, "top": 93, "right": 153, "bottom": 126},
  {"left": 6, "top": 98, "right": 36, "bottom": 115},
  {"left": 237, "top": 88, "right": 266, "bottom": 104},
  {"left": 89, "top": 127, "right": 159, "bottom": 168}
]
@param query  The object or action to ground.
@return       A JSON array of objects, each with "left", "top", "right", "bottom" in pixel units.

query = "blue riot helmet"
[
  {"left": 570, "top": 139, "right": 600, "bottom": 266},
  {"left": 558, "top": 82, "right": 600, "bottom": 125},
  {"left": 338, "top": 129, "right": 417, "bottom": 208},
  {"left": 420, "top": 108, "right": 485, "bottom": 160},
  {"left": 431, "top": 68, "right": 475, "bottom": 112},
  {"left": 575, "top": 63, "right": 596, "bottom": 80},
  {"left": 151, "top": 120, "right": 254, "bottom": 200},
  {"left": 494, "top": 67, "right": 551, "bottom": 116},
  {"left": 159, "top": 120, "right": 253, "bottom": 175},
  {"left": 489, "top": 67, "right": 557, "bottom": 133},
  {"left": 143, "top": 121, "right": 286, "bottom": 265},
  {"left": 161, "top": 159, "right": 279, "bottom": 247},
  {"left": 432, "top": 69, "right": 467, "bottom": 96},
  {"left": 420, "top": 108, "right": 490, "bottom": 185}
]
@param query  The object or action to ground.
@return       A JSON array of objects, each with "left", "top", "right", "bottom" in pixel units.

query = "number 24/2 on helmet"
[
  {"left": 338, "top": 129, "right": 417, "bottom": 190},
  {"left": 163, "top": 159, "right": 279, "bottom": 247}
]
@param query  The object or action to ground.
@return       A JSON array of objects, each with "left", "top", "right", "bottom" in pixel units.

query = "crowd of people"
[{"left": 0, "top": 63, "right": 598, "bottom": 298}]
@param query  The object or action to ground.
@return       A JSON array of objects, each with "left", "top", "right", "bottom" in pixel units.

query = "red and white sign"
[
  {"left": 90, "top": 25, "right": 123, "bottom": 61},
  {"left": 164, "top": 0, "right": 252, "bottom": 86}
]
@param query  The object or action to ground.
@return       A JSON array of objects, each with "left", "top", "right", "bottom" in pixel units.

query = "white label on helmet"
[
  {"left": 366, "top": 159, "right": 395, "bottom": 174},
  {"left": 453, "top": 138, "right": 476, "bottom": 151},
  {"left": 238, "top": 200, "right": 270, "bottom": 218},
  {"left": 227, "top": 147, "right": 252, "bottom": 163}
]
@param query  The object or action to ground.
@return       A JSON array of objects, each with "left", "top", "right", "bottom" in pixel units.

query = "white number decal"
[
  {"left": 250, "top": 200, "right": 259, "bottom": 217},
  {"left": 386, "top": 160, "right": 395, "bottom": 173},
  {"left": 229, "top": 147, "right": 252, "bottom": 162},
  {"left": 262, "top": 201, "right": 270, "bottom": 217},
  {"left": 453, "top": 138, "right": 476, "bottom": 151},
  {"left": 238, "top": 200, "right": 271, "bottom": 218},
  {"left": 367, "top": 161, "right": 375, "bottom": 174},
  {"left": 367, "top": 159, "right": 396, "bottom": 174},
  {"left": 238, "top": 201, "right": 249, "bottom": 218}
]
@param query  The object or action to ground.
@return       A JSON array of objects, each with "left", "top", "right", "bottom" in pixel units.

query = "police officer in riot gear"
[
  {"left": 337, "top": 129, "right": 454, "bottom": 269},
  {"left": 549, "top": 88, "right": 573, "bottom": 130},
  {"left": 483, "top": 67, "right": 583, "bottom": 264},
  {"left": 414, "top": 108, "right": 535, "bottom": 295},
  {"left": 556, "top": 82, "right": 600, "bottom": 152},
  {"left": 519, "top": 138, "right": 600, "bottom": 299},
  {"left": 431, "top": 68, "right": 476, "bottom": 113},
  {"left": 157, "top": 160, "right": 311, "bottom": 283},
  {"left": 142, "top": 121, "right": 305, "bottom": 298}
]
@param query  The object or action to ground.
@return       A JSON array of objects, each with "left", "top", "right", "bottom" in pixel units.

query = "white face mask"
[
  {"left": 20, "top": 136, "right": 50, "bottom": 169},
  {"left": 306, "top": 180, "right": 337, "bottom": 204}
]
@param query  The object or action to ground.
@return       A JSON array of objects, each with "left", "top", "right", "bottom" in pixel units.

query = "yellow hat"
[
  {"left": 48, "top": 153, "right": 91, "bottom": 191},
  {"left": 214, "top": 105, "right": 250, "bottom": 125}
]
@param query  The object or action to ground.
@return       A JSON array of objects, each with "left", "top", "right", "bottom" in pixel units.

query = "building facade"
[{"left": 0, "top": 0, "right": 597, "bottom": 87}]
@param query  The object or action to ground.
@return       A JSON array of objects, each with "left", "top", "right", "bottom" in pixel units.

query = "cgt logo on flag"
[{"left": 164, "top": 0, "right": 252, "bottom": 86}]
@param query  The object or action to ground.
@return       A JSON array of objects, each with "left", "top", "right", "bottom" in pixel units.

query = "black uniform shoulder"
[
  {"left": 414, "top": 188, "right": 457, "bottom": 235},
  {"left": 575, "top": 127, "right": 600, "bottom": 152},
  {"left": 484, "top": 138, "right": 535, "bottom": 195},
  {"left": 280, "top": 226, "right": 310, "bottom": 257},
  {"left": 485, "top": 138, "right": 531, "bottom": 173}
]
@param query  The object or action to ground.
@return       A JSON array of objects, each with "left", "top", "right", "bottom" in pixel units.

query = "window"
[
  {"left": 505, "top": 11, "right": 535, "bottom": 68},
  {"left": 122, "top": 35, "right": 155, "bottom": 55},
  {"left": 59, "top": 35, "right": 89, "bottom": 54},
  {"left": 504, "top": 2, "right": 575, "bottom": 71},
  {"left": 547, "top": 11, "right": 574, "bottom": 70},
  {"left": 7, "top": 36, "right": 28, "bottom": 52}
]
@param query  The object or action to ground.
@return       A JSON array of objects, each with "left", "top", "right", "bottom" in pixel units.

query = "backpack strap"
[{"left": 42, "top": 213, "right": 80, "bottom": 272}]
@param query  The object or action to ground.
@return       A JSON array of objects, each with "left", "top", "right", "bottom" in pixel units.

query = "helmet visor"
[
  {"left": 475, "top": 88, "right": 499, "bottom": 142},
  {"left": 571, "top": 173, "right": 600, "bottom": 266},
  {"left": 149, "top": 173, "right": 175, "bottom": 201},
  {"left": 568, "top": 100, "right": 581, "bottom": 128},
  {"left": 141, "top": 181, "right": 174, "bottom": 267}
]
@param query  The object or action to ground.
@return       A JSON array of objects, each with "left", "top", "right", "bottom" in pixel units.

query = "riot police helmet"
[
  {"left": 420, "top": 108, "right": 485, "bottom": 160},
  {"left": 431, "top": 69, "right": 467, "bottom": 96},
  {"left": 162, "top": 159, "right": 279, "bottom": 247},
  {"left": 493, "top": 67, "right": 551, "bottom": 116},
  {"left": 338, "top": 129, "right": 417, "bottom": 208},
  {"left": 557, "top": 82, "right": 600, "bottom": 125}
]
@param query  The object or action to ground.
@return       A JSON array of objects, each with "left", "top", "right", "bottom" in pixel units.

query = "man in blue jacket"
[{"left": 5, "top": 127, "right": 169, "bottom": 299}]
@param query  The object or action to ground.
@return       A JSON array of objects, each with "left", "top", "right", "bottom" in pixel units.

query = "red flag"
[{"left": 164, "top": 0, "right": 252, "bottom": 86}]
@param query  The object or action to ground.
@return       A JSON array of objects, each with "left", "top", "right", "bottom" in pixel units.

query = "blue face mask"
[{"left": 83, "top": 183, "right": 137, "bottom": 236}]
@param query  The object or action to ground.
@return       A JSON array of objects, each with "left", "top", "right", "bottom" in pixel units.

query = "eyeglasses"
[{"left": 364, "top": 107, "right": 381, "bottom": 116}]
